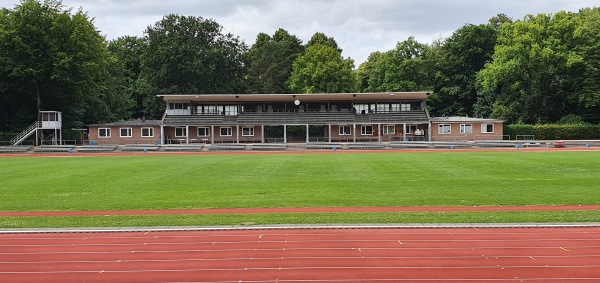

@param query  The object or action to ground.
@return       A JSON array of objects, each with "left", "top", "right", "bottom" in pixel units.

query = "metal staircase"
[{"left": 11, "top": 121, "right": 41, "bottom": 146}]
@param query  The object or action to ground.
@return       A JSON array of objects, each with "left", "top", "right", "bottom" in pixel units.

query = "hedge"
[{"left": 505, "top": 124, "right": 600, "bottom": 140}]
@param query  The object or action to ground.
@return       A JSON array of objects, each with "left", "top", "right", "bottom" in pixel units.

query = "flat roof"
[
  {"left": 430, "top": 117, "right": 503, "bottom": 123},
  {"left": 157, "top": 92, "right": 431, "bottom": 103},
  {"left": 87, "top": 120, "right": 161, "bottom": 127}
]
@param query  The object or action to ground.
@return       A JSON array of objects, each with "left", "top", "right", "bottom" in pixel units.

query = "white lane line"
[
  {"left": 2, "top": 238, "right": 598, "bottom": 247},
  {"left": 2, "top": 223, "right": 600, "bottom": 234},
  {"left": 2, "top": 245, "right": 600, "bottom": 255},
  {"left": 1, "top": 264, "right": 600, "bottom": 274},
  {"left": 2, "top": 254, "right": 600, "bottom": 264}
]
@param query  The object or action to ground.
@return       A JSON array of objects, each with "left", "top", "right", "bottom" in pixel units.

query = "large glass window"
[
  {"left": 169, "top": 102, "right": 186, "bottom": 110},
  {"left": 438, "top": 124, "right": 451, "bottom": 134},
  {"left": 361, "top": 125, "right": 373, "bottom": 135},
  {"left": 98, "top": 128, "right": 111, "bottom": 138}
]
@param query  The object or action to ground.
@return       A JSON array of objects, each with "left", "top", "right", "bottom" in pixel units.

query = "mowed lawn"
[{"left": 1, "top": 151, "right": 599, "bottom": 212}]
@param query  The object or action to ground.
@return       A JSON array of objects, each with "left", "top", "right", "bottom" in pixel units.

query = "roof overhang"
[{"left": 157, "top": 92, "right": 431, "bottom": 103}]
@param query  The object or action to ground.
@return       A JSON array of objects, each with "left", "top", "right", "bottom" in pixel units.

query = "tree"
[
  {"left": 428, "top": 22, "right": 499, "bottom": 117},
  {"left": 355, "top": 52, "right": 382, "bottom": 92},
  {"left": 307, "top": 32, "right": 342, "bottom": 52},
  {"left": 361, "top": 37, "right": 432, "bottom": 92},
  {"left": 142, "top": 14, "right": 248, "bottom": 94},
  {"left": 288, "top": 44, "right": 355, "bottom": 93},
  {"left": 573, "top": 7, "right": 600, "bottom": 122},
  {"left": 106, "top": 36, "right": 161, "bottom": 119},
  {"left": 0, "top": 0, "right": 114, "bottom": 131},
  {"left": 477, "top": 12, "right": 582, "bottom": 123},
  {"left": 246, "top": 28, "right": 304, "bottom": 93}
]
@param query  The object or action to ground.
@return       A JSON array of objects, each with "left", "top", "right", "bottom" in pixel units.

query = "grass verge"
[{"left": 1, "top": 210, "right": 599, "bottom": 228}]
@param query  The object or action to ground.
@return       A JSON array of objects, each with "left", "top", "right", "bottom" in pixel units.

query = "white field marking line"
[
  {"left": 2, "top": 264, "right": 600, "bottom": 274},
  {"left": 4, "top": 227, "right": 600, "bottom": 237},
  {"left": 3, "top": 245, "right": 600, "bottom": 255},
  {"left": 2, "top": 238, "right": 599, "bottom": 248},
  {"left": 3, "top": 237, "right": 599, "bottom": 247},
  {"left": 4, "top": 231, "right": 600, "bottom": 241},
  {"left": 3, "top": 223, "right": 600, "bottom": 234},
  {"left": 3, "top": 254, "right": 600, "bottom": 265}
]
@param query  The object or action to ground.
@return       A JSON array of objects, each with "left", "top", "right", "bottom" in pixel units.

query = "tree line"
[{"left": 2, "top": 0, "right": 600, "bottom": 133}]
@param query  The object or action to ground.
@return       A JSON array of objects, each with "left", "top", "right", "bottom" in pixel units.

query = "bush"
[
  {"left": 504, "top": 124, "right": 533, "bottom": 140},
  {"left": 0, "top": 132, "right": 17, "bottom": 141},
  {"left": 505, "top": 124, "right": 600, "bottom": 140},
  {"left": 558, "top": 114, "right": 586, "bottom": 125}
]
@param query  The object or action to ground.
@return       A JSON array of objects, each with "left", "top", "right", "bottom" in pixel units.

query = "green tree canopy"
[
  {"left": 0, "top": 0, "right": 114, "bottom": 130},
  {"left": 246, "top": 28, "right": 304, "bottom": 93},
  {"left": 288, "top": 43, "right": 355, "bottom": 93},
  {"left": 360, "top": 37, "right": 432, "bottom": 92},
  {"left": 477, "top": 12, "right": 583, "bottom": 123},
  {"left": 307, "top": 32, "right": 342, "bottom": 52},
  {"left": 106, "top": 36, "right": 162, "bottom": 119},
  {"left": 428, "top": 22, "right": 499, "bottom": 117},
  {"left": 142, "top": 14, "right": 248, "bottom": 94}
]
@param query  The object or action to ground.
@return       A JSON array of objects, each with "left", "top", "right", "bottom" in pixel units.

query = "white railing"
[{"left": 11, "top": 121, "right": 41, "bottom": 146}]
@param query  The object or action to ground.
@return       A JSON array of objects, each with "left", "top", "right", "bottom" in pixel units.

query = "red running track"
[{"left": 1, "top": 227, "right": 600, "bottom": 282}]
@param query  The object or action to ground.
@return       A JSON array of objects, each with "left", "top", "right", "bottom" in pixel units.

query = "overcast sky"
[{"left": 3, "top": 0, "right": 598, "bottom": 65}]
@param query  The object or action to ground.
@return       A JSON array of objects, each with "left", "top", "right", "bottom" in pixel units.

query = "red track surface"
[{"left": 1, "top": 227, "right": 599, "bottom": 282}]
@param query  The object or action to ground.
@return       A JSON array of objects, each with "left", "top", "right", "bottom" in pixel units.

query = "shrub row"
[
  {"left": 505, "top": 124, "right": 600, "bottom": 140},
  {"left": 0, "top": 132, "right": 18, "bottom": 143}
]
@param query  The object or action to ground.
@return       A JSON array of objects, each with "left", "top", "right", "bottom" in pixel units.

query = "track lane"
[{"left": 1, "top": 227, "right": 600, "bottom": 282}]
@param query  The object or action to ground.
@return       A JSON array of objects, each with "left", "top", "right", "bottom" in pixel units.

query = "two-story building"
[{"left": 87, "top": 92, "right": 504, "bottom": 146}]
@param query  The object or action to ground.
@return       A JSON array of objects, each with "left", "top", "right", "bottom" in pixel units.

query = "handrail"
[{"left": 11, "top": 121, "right": 41, "bottom": 145}]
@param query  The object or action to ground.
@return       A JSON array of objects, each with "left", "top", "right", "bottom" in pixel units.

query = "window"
[
  {"left": 224, "top": 105, "right": 238, "bottom": 116},
  {"left": 401, "top": 103, "right": 411, "bottom": 111},
  {"left": 141, "top": 127, "right": 154, "bottom": 137},
  {"left": 220, "top": 127, "right": 232, "bottom": 136},
  {"left": 460, "top": 124, "right": 472, "bottom": 134},
  {"left": 120, "top": 127, "right": 132, "bottom": 137},
  {"left": 169, "top": 102, "right": 186, "bottom": 110},
  {"left": 98, "top": 128, "right": 111, "bottom": 138},
  {"left": 376, "top": 103, "right": 388, "bottom": 113},
  {"left": 406, "top": 125, "right": 417, "bottom": 134},
  {"left": 339, "top": 126, "right": 351, "bottom": 135},
  {"left": 242, "top": 127, "right": 254, "bottom": 136},
  {"left": 482, "top": 123, "right": 494, "bottom": 133},
  {"left": 383, "top": 125, "right": 395, "bottom": 135},
  {"left": 438, "top": 124, "right": 451, "bottom": 134},
  {"left": 42, "top": 112, "right": 56, "bottom": 121},
  {"left": 197, "top": 127, "right": 209, "bottom": 137},
  {"left": 175, "top": 127, "right": 187, "bottom": 137},
  {"left": 361, "top": 125, "right": 373, "bottom": 135}
]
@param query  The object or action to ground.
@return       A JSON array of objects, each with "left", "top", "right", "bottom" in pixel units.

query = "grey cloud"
[{"left": 3, "top": 0, "right": 598, "bottom": 64}]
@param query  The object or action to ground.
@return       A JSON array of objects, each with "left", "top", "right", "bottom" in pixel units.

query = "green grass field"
[{"left": 1, "top": 151, "right": 599, "bottom": 227}]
